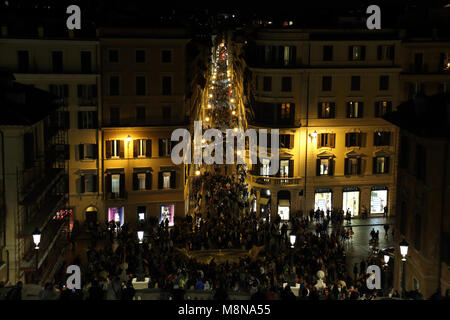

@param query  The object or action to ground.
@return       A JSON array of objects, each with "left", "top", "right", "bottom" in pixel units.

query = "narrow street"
[{"left": 187, "top": 38, "right": 397, "bottom": 278}]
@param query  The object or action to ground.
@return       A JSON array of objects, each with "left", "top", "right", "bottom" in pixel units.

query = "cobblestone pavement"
[{"left": 333, "top": 217, "right": 396, "bottom": 272}]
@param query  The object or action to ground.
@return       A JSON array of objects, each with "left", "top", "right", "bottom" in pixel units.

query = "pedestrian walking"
[{"left": 384, "top": 224, "right": 390, "bottom": 239}]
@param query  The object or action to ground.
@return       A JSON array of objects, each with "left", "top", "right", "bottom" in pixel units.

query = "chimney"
[
  {"left": 1, "top": 25, "right": 7, "bottom": 37},
  {"left": 38, "top": 25, "right": 44, "bottom": 38}
]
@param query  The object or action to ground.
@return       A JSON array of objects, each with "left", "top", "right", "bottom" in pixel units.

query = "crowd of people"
[{"left": 2, "top": 40, "right": 443, "bottom": 302}]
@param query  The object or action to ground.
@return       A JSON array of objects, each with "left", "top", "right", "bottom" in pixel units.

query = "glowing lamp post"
[
  {"left": 399, "top": 239, "right": 409, "bottom": 298},
  {"left": 290, "top": 235, "right": 296, "bottom": 248},
  {"left": 32, "top": 228, "right": 41, "bottom": 284},
  {"left": 136, "top": 227, "right": 145, "bottom": 282},
  {"left": 384, "top": 254, "right": 390, "bottom": 296}
]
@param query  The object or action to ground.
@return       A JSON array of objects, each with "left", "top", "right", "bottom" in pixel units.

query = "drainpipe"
[{"left": 0, "top": 130, "right": 8, "bottom": 284}]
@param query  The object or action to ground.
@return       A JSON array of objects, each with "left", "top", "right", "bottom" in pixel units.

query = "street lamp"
[
  {"left": 289, "top": 234, "right": 296, "bottom": 277},
  {"left": 137, "top": 230, "right": 144, "bottom": 244},
  {"left": 383, "top": 254, "right": 390, "bottom": 296},
  {"left": 32, "top": 228, "right": 41, "bottom": 284},
  {"left": 33, "top": 228, "right": 41, "bottom": 249},
  {"left": 399, "top": 239, "right": 409, "bottom": 298},
  {"left": 136, "top": 227, "right": 145, "bottom": 282},
  {"left": 290, "top": 235, "right": 296, "bottom": 248},
  {"left": 399, "top": 239, "right": 409, "bottom": 261}
]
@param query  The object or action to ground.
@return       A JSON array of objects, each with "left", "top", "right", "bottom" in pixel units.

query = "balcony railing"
[{"left": 248, "top": 174, "right": 302, "bottom": 186}]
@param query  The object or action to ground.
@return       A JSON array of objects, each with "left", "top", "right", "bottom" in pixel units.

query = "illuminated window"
[
  {"left": 318, "top": 102, "right": 335, "bottom": 119},
  {"left": 320, "top": 159, "right": 329, "bottom": 175},
  {"left": 280, "top": 160, "right": 289, "bottom": 177},
  {"left": 347, "top": 102, "right": 363, "bottom": 118},
  {"left": 163, "top": 172, "right": 171, "bottom": 189},
  {"left": 111, "top": 174, "right": 120, "bottom": 195},
  {"left": 138, "top": 173, "right": 146, "bottom": 190},
  {"left": 375, "top": 101, "right": 392, "bottom": 117},
  {"left": 261, "top": 159, "right": 271, "bottom": 176},
  {"left": 280, "top": 103, "right": 291, "bottom": 119},
  {"left": 316, "top": 158, "right": 334, "bottom": 176},
  {"left": 349, "top": 46, "right": 365, "bottom": 61}
]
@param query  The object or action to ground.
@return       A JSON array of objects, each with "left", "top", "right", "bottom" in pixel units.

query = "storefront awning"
[
  {"left": 278, "top": 199, "right": 290, "bottom": 207},
  {"left": 259, "top": 197, "right": 269, "bottom": 205},
  {"left": 372, "top": 186, "right": 388, "bottom": 191},
  {"left": 343, "top": 187, "right": 360, "bottom": 192},
  {"left": 316, "top": 188, "right": 332, "bottom": 193}
]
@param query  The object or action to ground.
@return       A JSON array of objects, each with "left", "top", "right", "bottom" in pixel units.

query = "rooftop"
[
  {"left": 383, "top": 93, "right": 450, "bottom": 138},
  {"left": 0, "top": 71, "right": 60, "bottom": 126}
]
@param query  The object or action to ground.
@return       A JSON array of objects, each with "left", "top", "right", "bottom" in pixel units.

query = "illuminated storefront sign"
[
  {"left": 315, "top": 188, "right": 332, "bottom": 211},
  {"left": 343, "top": 187, "right": 360, "bottom": 216},
  {"left": 278, "top": 199, "right": 290, "bottom": 220},
  {"left": 160, "top": 204, "right": 174, "bottom": 227},
  {"left": 108, "top": 207, "right": 124, "bottom": 226},
  {"left": 370, "top": 186, "right": 388, "bottom": 214}
]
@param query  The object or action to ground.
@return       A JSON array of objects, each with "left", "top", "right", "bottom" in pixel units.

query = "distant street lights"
[{"left": 399, "top": 239, "right": 409, "bottom": 298}]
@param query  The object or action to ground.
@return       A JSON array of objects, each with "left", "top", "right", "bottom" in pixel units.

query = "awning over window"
[
  {"left": 317, "top": 151, "right": 335, "bottom": 158},
  {"left": 259, "top": 197, "right": 269, "bottom": 205},
  {"left": 374, "top": 150, "right": 391, "bottom": 157},
  {"left": 278, "top": 199, "right": 290, "bottom": 207},
  {"left": 279, "top": 151, "right": 294, "bottom": 158},
  {"left": 346, "top": 150, "right": 365, "bottom": 158}
]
